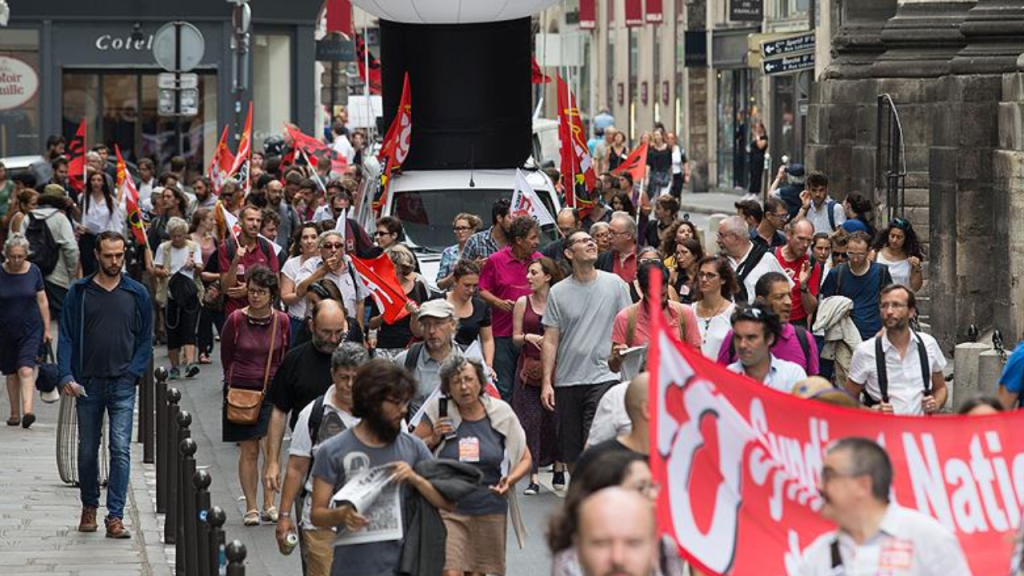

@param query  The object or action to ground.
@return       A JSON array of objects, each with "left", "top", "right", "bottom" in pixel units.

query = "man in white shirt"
[
  {"left": 846, "top": 284, "right": 947, "bottom": 415},
  {"left": 795, "top": 172, "right": 846, "bottom": 234},
  {"left": 294, "top": 230, "right": 367, "bottom": 334},
  {"left": 330, "top": 121, "right": 355, "bottom": 163},
  {"left": 725, "top": 303, "right": 806, "bottom": 392},
  {"left": 798, "top": 437, "right": 971, "bottom": 576},
  {"left": 275, "top": 343, "right": 367, "bottom": 576},
  {"left": 718, "top": 215, "right": 790, "bottom": 304}
]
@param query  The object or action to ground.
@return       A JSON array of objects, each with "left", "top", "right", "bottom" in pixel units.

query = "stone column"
[
  {"left": 952, "top": 0, "right": 1024, "bottom": 74},
  {"left": 823, "top": 0, "right": 898, "bottom": 79},
  {"left": 871, "top": 0, "right": 974, "bottom": 78}
]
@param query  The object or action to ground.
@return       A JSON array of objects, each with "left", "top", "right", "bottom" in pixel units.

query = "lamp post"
[{"left": 227, "top": 0, "right": 251, "bottom": 146}]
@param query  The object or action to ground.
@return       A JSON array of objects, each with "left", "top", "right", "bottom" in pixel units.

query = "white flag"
[
  {"left": 511, "top": 169, "right": 555, "bottom": 226},
  {"left": 333, "top": 206, "right": 349, "bottom": 247}
]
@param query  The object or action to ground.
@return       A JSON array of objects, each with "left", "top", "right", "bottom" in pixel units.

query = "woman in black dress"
[
  {"left": 446, "top": 259, "right": 494, "bottom": 367},
  {"left": 748, "top": 121, "right": 769, "bottom": 196}
]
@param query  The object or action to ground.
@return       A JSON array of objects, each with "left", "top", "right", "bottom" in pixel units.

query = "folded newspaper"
[{"left": 331, "top": 463, "right": 404, "bottom": 546}]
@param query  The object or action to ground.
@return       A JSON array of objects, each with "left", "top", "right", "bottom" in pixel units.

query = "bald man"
[
  {"left": 541, "top": 207, "right": 581, "bottom": 276},
  {"left": 576, "top": 487, "right": 659, "bottom": 576},
  {"left": 576, "top": 373, "right": 649, "bottom": 474},
  {"left": 265, "top": 300, "right": 349, "bottom": 494}
]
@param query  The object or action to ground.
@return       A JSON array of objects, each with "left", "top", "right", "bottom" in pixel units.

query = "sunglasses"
[
  {"left": 891, "top": 217, "right": 910, "bottom": 230},
  {"left": 734, "top": 306, "right": 767, "bottom": 321},
  {"left": 453, "top": 226, "right": 473, "bottom": 232},
  {"left": 322, "top": 242, "right": 344, "bottom": 250},
  {"left": 374, "top": 231, "right": 393, "bottom": 237}
]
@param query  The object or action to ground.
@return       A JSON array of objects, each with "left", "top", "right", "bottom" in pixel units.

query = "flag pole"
[
  {"left": 561, "top": 0, "right": 576, "bottom": 209},
  {"left": 363, "top": 25, "right": 373, "bottom": 142}
]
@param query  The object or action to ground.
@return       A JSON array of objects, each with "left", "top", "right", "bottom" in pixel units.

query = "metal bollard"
[
  {"left": 176, "top": 411, "right": 193, "bottom": 576},
  {"left": 207, "top": 506, "right": 227, "bottom": 576},
  {"left": 226, "top": 540, "right": 247, "bottom": 576},
  {"left": 155, "top": 366, "right": 169, "bottom": 513},
  {"left": 142, "top": 358, "right": 156, "bottom": 463},
  {"left": 165, "top": 387, "right": 181, "bottom": 544},
  {"left": 180, "top": 436, "right": 199, "bottom": 576},
  {"left": 194, "top": 470, "right": 212, "bottom": 576}
]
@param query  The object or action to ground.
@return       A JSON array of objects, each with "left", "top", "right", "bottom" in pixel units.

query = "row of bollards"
[{"left": 148, "top": 366, "right": 248, "bottom": 576}]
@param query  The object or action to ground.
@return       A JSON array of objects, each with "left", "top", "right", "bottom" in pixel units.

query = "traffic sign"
[
  {"left": 316, "top": 37, "right": 356, "bottom": 62},
  {"left": 157, "top": 72, "right": 198, "bottom": 89},
  {"left": 762, "top": 52, "right": 815, "bottom": 75},
  {"left": 152, "top": 22, "right": 205, "bottom": 73},
  {"left": 761, "top": 32, "right": 815, "bottom": 58}
]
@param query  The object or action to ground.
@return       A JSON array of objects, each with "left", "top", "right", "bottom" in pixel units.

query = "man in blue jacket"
[{"left": 58, "top": 230, "right": 153, "bottom": 539}]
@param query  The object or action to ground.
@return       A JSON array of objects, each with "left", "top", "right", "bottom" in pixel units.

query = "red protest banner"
[{"left": 650, "top": 321, "right": 1019, "bottom": 576}]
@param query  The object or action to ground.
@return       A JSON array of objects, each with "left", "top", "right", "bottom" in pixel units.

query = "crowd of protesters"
[{"left": 0, "top": 110, "right": 1004, "bottom": 576}]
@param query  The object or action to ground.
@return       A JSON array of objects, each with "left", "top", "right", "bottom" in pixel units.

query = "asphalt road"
[{"left": 161, "top": 344, "right": 564, "bottom": 576}]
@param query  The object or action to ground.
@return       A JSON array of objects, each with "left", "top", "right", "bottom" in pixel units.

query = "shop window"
[
  {"left": 252, "top": 34, "right": 293, "bottom": 153},
  {"left": 0, "top": 29, "right": 41, "bottom": 158}
]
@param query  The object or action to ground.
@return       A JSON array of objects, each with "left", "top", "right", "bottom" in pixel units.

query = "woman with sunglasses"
[
  {"left": 691, "top": 256, "right": 739, "bottom": 359},
  {"left": 870, "top": 218, "right": 924, "bottom": 292},
  {"left": 666, "top": 238, "right": 704, "bottom": 304}
]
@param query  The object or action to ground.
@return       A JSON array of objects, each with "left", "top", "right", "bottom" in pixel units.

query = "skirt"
[
  {"left": 440, "top": 510, "right": 508, "bottom": 575},
  {"left": 0, "top": 326, "right": 42, "bottom": 375},
  {"left": 221, "top": 385, "right": 273, "bottom": 443}
]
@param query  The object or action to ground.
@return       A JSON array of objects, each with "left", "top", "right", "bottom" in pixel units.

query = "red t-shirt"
[
  {"left": 774, "top": 247, "right": 820, "bottom": 322},
  {"left": 218, "top": 238, "right": 281, "bottom": 317}
]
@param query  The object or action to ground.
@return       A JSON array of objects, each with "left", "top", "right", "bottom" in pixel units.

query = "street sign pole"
[{"left": 175, "top": 22, "right": 183, "bottom": 158}]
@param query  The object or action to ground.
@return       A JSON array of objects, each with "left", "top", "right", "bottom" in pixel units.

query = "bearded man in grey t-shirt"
[{"left": 541, "top": 230, "right": 632, "bottom": 471}]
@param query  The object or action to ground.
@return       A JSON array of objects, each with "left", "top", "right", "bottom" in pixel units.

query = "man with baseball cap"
[{"left": 393, "top": 299, "right": 462, "bottom": 413}]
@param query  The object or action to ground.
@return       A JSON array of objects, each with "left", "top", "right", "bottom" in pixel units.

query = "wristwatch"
[{"left": 279, "top": 511, "right": 291, "bottom": 518}]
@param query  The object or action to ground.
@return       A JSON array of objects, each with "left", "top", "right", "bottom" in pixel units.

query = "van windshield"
[{"left": 393, "top": 188, "right": 560, "bottom": 252}]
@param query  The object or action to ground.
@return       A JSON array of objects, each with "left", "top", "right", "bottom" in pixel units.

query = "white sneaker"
[{"left": 41, "top": 389, "right": 60, "bottom": 404}]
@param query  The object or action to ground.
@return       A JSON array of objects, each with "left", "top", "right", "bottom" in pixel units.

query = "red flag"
[
  {"left": 351, "top": 253, "right": 411, "bottom": 324},
  {"left": 283, "top": 123, "right": 348, "bottom": 177},
  {"left": 579, "top": 0, "right": 596, "bottom": 29},
  {"left": 612, "top": 142, "right": 649, "bottom": 185},
  {"left": 356, "top": 34, "right": 382, "bottom": 95},
  {"left": 556, "top": 74, "right": 597, "bottom": 218},
  {"left": 208, "top": 126, "right": 236, "bottom": 194},
  {"left": 326, "top": 0, "right": 353, "bottom": 36},
  {"left": 646, "top": 0, "right": 664, "bottom": 23},
  {"left": 625, "top": 0, "right": 644, "bottom": 26},
  {"left": 114, "top": 145, "right": 147, "bottom": 246},
  {"left": 375, "top": 73, "right": 412, "bottom": 213},
  {"left": 228, "top": 102, "right": 253, "bottom": 195},
  {"left": 67, "top": 119, "right": 87, "bottom": 194},
  {"left": 531, "top": 58, "right": 551, "bottom": 84}
]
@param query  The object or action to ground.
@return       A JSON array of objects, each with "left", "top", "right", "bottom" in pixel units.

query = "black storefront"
[{"left": 2, "top": 0, "right": 321, "bottom": 171}]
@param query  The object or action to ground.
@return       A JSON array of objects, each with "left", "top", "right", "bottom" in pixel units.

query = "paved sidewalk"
[{"left": 0, "top": 393, "right": 171, "bottom": 576}]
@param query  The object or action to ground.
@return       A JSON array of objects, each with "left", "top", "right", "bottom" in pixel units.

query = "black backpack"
[
  {"left": 224, "top": 236, "right": 275, "bottom": 264},
  {"left": 24, "top": 212, "right": 60, "bottom": 276},
  {"left": 734, "top": 241, "right": 770, "bottom": 304}
]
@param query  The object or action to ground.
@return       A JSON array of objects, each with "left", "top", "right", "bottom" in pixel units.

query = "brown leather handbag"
[{"left": 225, "top": 313, "right": 280, "bottom": 425}]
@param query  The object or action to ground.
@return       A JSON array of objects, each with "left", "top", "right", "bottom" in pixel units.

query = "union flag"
[
  {"left": 375, "top": 73, "right": 412, "bottom": 213},
  {"left": 556, "top": 75, "right": 597, "bottom": 218},
  {"left": 350, "top": 253, "right": 410, "bottom": 325},
  {"left": 114, "top": 145, "right": 147, "bottom": 246},
  {"left": 67, "top": 119, "right": 87, "bottom": 194},
  {"left": 208, "top": 126, "right": 236, "bottom": 194},
  {"left": 613, "top": 142, "right": 649, "bottom": 186}
]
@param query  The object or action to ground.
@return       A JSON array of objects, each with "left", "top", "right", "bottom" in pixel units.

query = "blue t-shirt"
[
  {"left": 436, "top": 415, "right": 507, "bottom": 516},
  {"left": 819, "top": 263, "right": 892, "bottom": 340},
  {"left": 999, "top": 343, "right": 1024, "bottom": 399}
]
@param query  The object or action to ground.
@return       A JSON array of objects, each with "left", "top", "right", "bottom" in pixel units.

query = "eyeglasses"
[
  {"left": 832, "top": 252, "right": 848, "bottom": 261},
  {"left": 770, "top": 212, "right": 790, "bottom": 222},
  {"left": 570, "top": 236, "right": 597, "bottom": 247},
  {"left": 249, "top": 287, "right": 270, "bottom": 297},
  {"left": 453, "top": 226, "right": 472, "bottom": 232},
  {"left": 846, "top": 251, "right": 867, "bottom": 259},
  {"left": 322, "top": 243, "right": 344, "bottom": 250}
]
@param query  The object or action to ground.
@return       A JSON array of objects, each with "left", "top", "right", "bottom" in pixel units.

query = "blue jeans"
[
  {"left": 76, "top": 376, "right": 137, "bottom": 519},
  {"left": 493, "top": 337, "right": 520, "bottom": 403}
]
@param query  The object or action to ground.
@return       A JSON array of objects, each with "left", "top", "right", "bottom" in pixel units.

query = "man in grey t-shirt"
[
  {"left": 542, "top": 230, "right": 632, "bottom": 470},
  {"left": 309, "top": 360, "right": 449, "bottom": 576}
]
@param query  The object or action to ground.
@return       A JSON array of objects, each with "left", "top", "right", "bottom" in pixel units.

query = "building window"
[
  {"left": 0, "top": 29, "right": 41, "bottom": 158},
  {"left": 252, "top": 33, "right": 293, "bottom": 151}
]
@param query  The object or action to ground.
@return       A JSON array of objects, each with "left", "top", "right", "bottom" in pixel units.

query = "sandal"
[
  {"left": 198, "top": 354, "right": 212, "bottom": 365},
  {"left": 261, "top": 506, "right": 279, "bottom": 522},
  {"left": 243, "top": 510, "right": 260, "bottom": 526},
  {"left": 6, "top": 416, "right": 19, "bottom": 427}
]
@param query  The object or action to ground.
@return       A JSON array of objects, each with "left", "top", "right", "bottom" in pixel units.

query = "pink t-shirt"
[
  {"left": 611, "top": 302, "right": 702, "bottom": 349},
  {"left": 479, "top": 246, "right": 541, "bottom": 338}
]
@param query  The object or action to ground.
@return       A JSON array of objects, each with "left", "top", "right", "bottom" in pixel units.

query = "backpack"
[
  {"left": 727, "top": 324, "right": 812, "bottom": 373},
  {"left": 156, "top": 240, "right": 205, "bottom": 306},
  {"left": 24, "top": 212, "right": 60, "bottom": 276},
  {"left": 404, "top": 340, "right": 469, "bottom": 372},
  {"left": 826, "top": 200, "right": 837, "bottom": 231},
  {"left": 734, "top": 241, "right": 770, "bottom": 304},
  {"left": 302, "top": 394, "right": 349, "bottom": 496},
  {"left": 861, "top": 331, "right": 932, "bottom": 406}
]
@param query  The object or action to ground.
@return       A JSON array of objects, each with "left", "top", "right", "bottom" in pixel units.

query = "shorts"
[
  {"left": 166, "top": 297, "right": 199, "bottom": 350},
  {"left": 441, "top": 510, "right": 508, "bottom": 575},
  {"left": 301, "top": 528, "right": 335, "bottom": 576},
  {"left": 555, "top": 380, "right": 617, "bottom": 465}
]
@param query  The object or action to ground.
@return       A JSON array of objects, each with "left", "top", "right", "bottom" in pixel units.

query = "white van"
[{"left": 359, "top": 166, "right": 563, "bottom": 290}]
